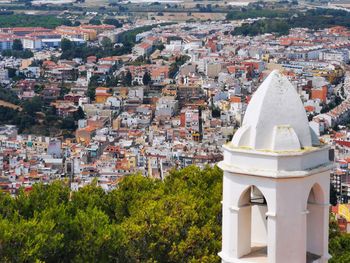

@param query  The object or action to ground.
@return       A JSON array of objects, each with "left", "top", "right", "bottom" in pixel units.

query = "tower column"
[
  {"left": 221, "top": 174, "right": 252, "bottom": 262},
  {"left": 266, "top": 212, "right": 277, "bottom": 263},
  {"left": 221, "top": 204, "right": 252, "bottom": 261},
  {"left": 270, "top": 206, "right": 307, "bottom": 263},
  {"left": 307, "top": 203, "right": 331, "bottom": 263},
  {"left": 320, "top": 203, "right": 331, "bottom": 263}
]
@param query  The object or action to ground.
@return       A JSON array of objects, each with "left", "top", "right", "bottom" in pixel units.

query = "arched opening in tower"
[
  {"left": 306, "top": 183, "right": 325, "bottom": 263},
  {"left": 237, "top": 185, "right": 268, "bottom": 262}
]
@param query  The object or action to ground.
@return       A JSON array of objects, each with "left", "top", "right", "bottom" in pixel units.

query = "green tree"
[
  {"left": 155, "top": 43, "right": 165, "bottom": 51},
  {"left": 0, "top": 166, "right": 223, "bottom": 262},
  {"left": 101, "top": 37, "right": 112, "bottom": 49},
  {"left": 0, "top": 14, "right": 69, "bottom": 29},
  {"left": 87, "top": 86, "right": 96, "bottom": 101},
  {"left": 2, "top": 165, "right": 349, "bottom": 262},
  {"left": 12, "top": 39, "right": 23, "bottom": 51},
  {"left": 89, "top": 18, "right": 101, "bottom": 25},
  {"left": 22, "top": 96, "right": 43, "bottom": 115},
  {"left": 0, "top": 107, "right": 19, "bottom": 125},
  {"left": 2, "top": 49, "right": 33, "bottom": 59},
  {"left": 330, "top": 184, "right": 338, "bottom": 206},
  {"left": 0, "top": 216, "right": 64, "bottom": 262},
  {"left": 103, "top": 18, "right": 122, "bottom": 28},
  {"left": 61, "top": 116, "right": 76, "bottom": 130},
  {"left": 0, "top": 86, "right": 20, "bottom": 104},
  {"left": 142, "top": 71, "right": 152, "bottom": 85},
  {"left": 123, "top": 71, "right": 132, "bottom": 86},
  {"left": 34, "top": 85, "right": 45, "bottom": 94},
  {"left": 44, "top": 106, "right": 58, "bottom": 125},
  {"left": 59, "top": 85, "right": 70, "bottom": 99},
  {"left": 15, "top": 181, "right": 70, "bottom": 218},
  {"left": 329, "top": 214, "right": 341, "bottom": 240},
  {"left": 61, "top": 38, "right": 72, "bottom": 52},
  {"left": 73, "top": 106, "right": 85, "bottom": 121},
  {"left": 87, "top": 75, "right": 99, "bottom": 100},
  {"left": 106, "top": 75, "right": 118, "bottom": 87},
  {"left": 18, "top": 114, "right": 35, "bottom": 133},
  {"left": 212, "top": 106, "right": 221, "bottom": 118},
  {"left": 70, "top": 207, "right": 113, "bottom": 261}
]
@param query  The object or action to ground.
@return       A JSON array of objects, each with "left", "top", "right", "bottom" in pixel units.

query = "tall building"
[{"left": 218, "top": 71, "right": 334, "bottom": 263}]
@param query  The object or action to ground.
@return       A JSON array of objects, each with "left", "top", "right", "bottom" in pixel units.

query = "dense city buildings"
[{"left": 1, "top": 22, "right": 349, "bottom": 191}]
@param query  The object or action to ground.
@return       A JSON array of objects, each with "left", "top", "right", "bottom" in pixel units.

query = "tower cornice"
[{"left": 219, "top": 142, "right": 334, "bottom": 178}]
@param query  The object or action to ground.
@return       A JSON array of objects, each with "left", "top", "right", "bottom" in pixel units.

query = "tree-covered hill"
[
  {"left": 0, "top": 166, "right": 222, "bottom": 263},
  {"left": 0, "top": 14, "right": 71, "bottom": 28},
  {"left": 232, "top": 8, "right": 350, "bottom": 36}
]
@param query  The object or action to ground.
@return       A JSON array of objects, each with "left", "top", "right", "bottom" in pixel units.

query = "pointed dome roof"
[{"left": 232, "top": 70, "right": 316, "bottom": 151}]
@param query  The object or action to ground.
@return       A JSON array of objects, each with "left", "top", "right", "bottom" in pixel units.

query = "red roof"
[
  {"left": 138, "top": 42, "right": 152, "bottom": 50},
  {"left": 304, "top": 105, "right": 315, "bottom": 112},
  {"left": 335, "top": 140, "right": 350, "bottom": 148}
]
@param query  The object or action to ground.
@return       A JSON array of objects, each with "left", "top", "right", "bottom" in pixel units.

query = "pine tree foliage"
[
  {"left": 0, "top": 165, "right": 346, "bottom": 262},
  {"left": 0, "top": 166, "right": 222, "bottom": 263}
]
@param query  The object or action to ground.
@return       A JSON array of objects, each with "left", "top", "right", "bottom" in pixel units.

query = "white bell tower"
[{"left": 218, "top": 71, "right": 334, "bottom": 263}]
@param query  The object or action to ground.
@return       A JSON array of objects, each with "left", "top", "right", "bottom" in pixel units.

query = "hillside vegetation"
[
  {"left": 0, "top": 166, "right": 222, "bottom": 262},
  {"left": 0, "top": 14, "right": 71, "bottom": 28},
  {"left": 0, "top": 165, "right": 348, "bottom": 262},
  {"left": 232, "top": 8, "right": 350, "bottom": 36}
]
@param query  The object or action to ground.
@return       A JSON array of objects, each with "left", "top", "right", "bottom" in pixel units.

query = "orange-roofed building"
[
  {"left": 42, "top": 60, "right": 57, "bottom": 69},
  {"left": 230, "top": 96, "right": 241, "bottom": 103},
  {"left": 227, "top": 65, "right": 237, "bottom": 74},
  {"left": 116, "top": 155, "right": 136, "bottom": 171},
  {"left": 1, "top": 27, "right": 51, "bottom": 36},
  {"left": 116, "top": 158, "right": 130, "bottom": 171},
  {"left": 334, "top": 132, "right": 345, "bottom": 139},
  {"left": 118, "top": 87, "right": 129, "bottom": 97},
  {"left": 55, "top": 26, "right": 97, "bottom": 41},
  {"left": 29, "top": 170, "right": 38, "bottom": 177},
  {"left": 128, "top": 130, "right": 143, "bottom": 138},
  {"left": 335, "top": 140, "right": 350, "bottom": 148},
  {"left": 151, "top": 66, "right": 169, "bottom": 83},
  {"left": 311, "top": 85, "right": 328, "bottom": 103},
  {"left": 280, "top": 38, "right": 293, "bottom": 46},
  {"left": 162, "top": 86, "right": 177, "bottom": 96},
  {"left": 81, "top": 24, "right": 115, "bottom": 34},
  {"left": 305, "top": 105, "right": 315, "bottom": 112},
  {"left": 99, "top": 56, "right": 118, "bottom": 65},
  {"left": 283, "top": 70, "right": 296, "bottom": 77},
  {"left": 226, "top": 64, "right": 252, "bottom": 76},
  {"left": 207, "top": 39, "right": 217, "bottom": 53},
  {"left": 76, "top": 125, "right": 97, "bottom": 145},
  {"left": 279, "top": 37, "right": 303, "bottom": 46},
  {"left": 87, "top": 116, "right": 109, "bottom": 129},
  {"left": 328, "top": 26, "right": 348, "bottom": 35},
  {"left": 95, "top": 87, "right": 112, "bottom": 103},
  {"left": 333, "top": 204, "right": 350, "bottom": 232},
  {"left": 87, "top": 56, "right": 97, "bottom": 63},
  {"left": 133, "top": 42, "right": 153, "bottom": 56},
  {"left": 242, "top": 61, "right": 265, "bottom": 73},
  {"left": 105, "top": 145, "right": 121, "bottom": 154}
]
